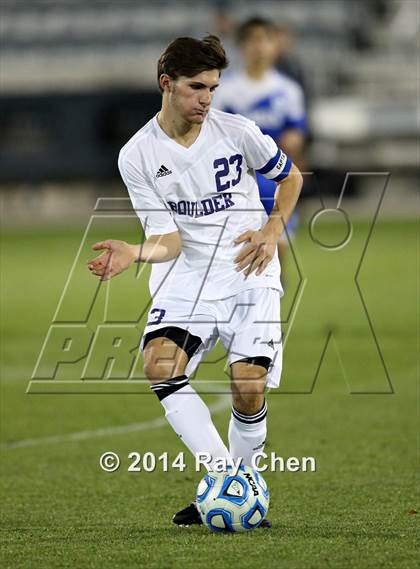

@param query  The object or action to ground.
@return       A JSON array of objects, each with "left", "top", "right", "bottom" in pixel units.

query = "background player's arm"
[
  {"left": 235, "top": 162, "right": 302, "bottom": 276},
  {"left": 87, "top": 230, "right": 181, "bottom": 280},
  {"left": 278, "top": 129, "right": 305, "bottom": 170},
  {"left": 278, "top": 78, "right": 307, "bottom": 169}
]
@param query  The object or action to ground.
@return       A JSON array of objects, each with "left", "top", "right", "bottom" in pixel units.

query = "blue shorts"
[{"left": 257, "top": 173, "right": 298, "bottom": 240}]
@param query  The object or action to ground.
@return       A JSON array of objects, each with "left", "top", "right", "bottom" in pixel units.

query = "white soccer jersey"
[
  {"left": 212, "top": 69, "right": 306, "bottom": 141},
  {"left": 118, "top": 109, "right": 291, "bottom": 302}
]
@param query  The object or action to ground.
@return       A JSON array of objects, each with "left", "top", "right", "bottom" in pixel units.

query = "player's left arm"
[{"left": 234, "top": 162, "right": 303, "bottom": 276}]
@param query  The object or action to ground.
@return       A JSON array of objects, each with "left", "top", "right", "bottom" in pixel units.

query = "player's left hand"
[{"left": 233, "top": 229, "right": 277, "bottom": 277}]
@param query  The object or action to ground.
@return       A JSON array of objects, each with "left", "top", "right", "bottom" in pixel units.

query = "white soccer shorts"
[{"left": 141, "top": 287, "right": 283, "bottom": 389}]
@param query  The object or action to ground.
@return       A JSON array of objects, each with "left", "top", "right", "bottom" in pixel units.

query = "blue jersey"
[{"left": 213, "top": 68, "right": 306, "bottom": 220}]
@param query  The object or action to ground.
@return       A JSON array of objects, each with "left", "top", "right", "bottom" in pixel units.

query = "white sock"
[
  {"left": 152, "top": 377, "right": 231, "bottom": 471},
  {"left": 228, "top": 401, "right": 267, "bottom": 467}
]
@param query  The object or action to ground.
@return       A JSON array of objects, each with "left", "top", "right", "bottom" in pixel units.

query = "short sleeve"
[
  {"left": 118, "top": 152, "right": 178, "bottom": 238},
  {"left": 241, "top": 120, "right": 292, "bottom": 182}
]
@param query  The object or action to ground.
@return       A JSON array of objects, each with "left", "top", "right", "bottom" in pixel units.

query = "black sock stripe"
[
  {"left": 150, "top": 375, "right": 189, "bottom": 401},
  {"left": 232, "top": 401, "right": 267, "bottom": 420},
  {"left": 232, "top": 407, "right": 267, "bottom": 421},
  {"left": 232, "top": 401, "right": 267, "bottom": 424},
  {"left": 232, "top": 410, "right": 267, "bottom": 424},
  {"left": 151, "top": 376, "right": 189, "bottom": 390},
  {"left": 150, "top": 376, "right": 189, "bottom": 391}
]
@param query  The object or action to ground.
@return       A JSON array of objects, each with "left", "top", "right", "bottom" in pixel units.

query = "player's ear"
[{"left": 159, "top": 73, "right": 173, "bottom": 93}]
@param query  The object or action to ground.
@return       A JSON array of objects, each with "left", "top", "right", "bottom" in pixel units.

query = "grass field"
[{"left": 1, "top": 217, "right": 418, "bottom": 569}]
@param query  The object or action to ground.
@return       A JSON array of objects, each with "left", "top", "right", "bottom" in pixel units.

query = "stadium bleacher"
[{"left": 0, "top": 0, "right": 418, "bottom": 181}]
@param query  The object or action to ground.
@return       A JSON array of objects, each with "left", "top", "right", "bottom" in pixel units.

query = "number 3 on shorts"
[{"left": 147, "top": 308, "right": 166, "bottom": 326}]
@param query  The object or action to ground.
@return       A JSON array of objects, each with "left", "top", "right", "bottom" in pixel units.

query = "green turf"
[{"left": 1, "top": 218, "right": 418, "bottom": 569}]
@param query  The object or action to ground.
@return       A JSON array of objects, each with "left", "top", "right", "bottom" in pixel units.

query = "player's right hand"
[{"left": 87, "top": 240, "right": 138, "bottom": 281}]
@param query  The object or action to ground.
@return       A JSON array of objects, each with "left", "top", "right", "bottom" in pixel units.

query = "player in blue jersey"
[{"left": 213, "top": 17, "right": 307, "bottom": 281}]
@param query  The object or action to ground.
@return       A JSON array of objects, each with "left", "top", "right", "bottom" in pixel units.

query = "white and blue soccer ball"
[{"left": 196, "top": 465, "right": 269, "bottom": 533}]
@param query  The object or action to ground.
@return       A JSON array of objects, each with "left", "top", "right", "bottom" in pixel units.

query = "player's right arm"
[
  {"left": 87, "top": 231, "right": 181, "bottom": 281},
  {"left": 88, "top": 148, "right": 181, "bottom": 280}
]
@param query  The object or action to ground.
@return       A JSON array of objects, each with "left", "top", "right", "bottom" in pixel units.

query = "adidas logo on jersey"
[{"left": 156, "top": 164, "right": 172, "bottom": 178}]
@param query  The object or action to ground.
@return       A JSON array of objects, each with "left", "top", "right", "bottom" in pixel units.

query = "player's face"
[
  {"left": 169, "top": 70, "right": 220, "bottom": 124},
  {"left": 241, "top": 26, "right": 278, "bottom": 67}
]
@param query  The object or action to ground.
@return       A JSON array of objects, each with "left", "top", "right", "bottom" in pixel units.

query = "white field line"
[{"left": 1, "top": 393, "right": 231, "bottom": 450}]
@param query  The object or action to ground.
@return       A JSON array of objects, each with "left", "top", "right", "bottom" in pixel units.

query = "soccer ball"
[{"left": 196, "top": 465, "right": 269, "bottom": 532}]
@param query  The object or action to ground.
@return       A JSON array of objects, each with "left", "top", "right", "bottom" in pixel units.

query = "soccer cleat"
[
  {"left": 172, "top": 502, "right": 272, "bottom": 529},
  {"left": 172, "top": 502, "right": 203, "bottom": 526}
]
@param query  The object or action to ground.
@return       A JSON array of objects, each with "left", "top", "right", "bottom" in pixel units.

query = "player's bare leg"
[
  {"left": 143, "top": 337, "right": 189, "bottom": 381},
  {"left": 144, "top": 336, "right": 231, "bottom": 526},
  {"left": 229, "top": 360, "right": 268, "bottom": 464},
  {"left": 144, "top": 337, "right": 230, "bottom": 468},
  {"left": 229, "top": 360, "right": 272, "bottom": 528}
]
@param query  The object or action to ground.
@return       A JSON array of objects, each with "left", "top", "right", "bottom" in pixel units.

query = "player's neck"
[
  {"left": 245, "top": 63, "right": 270, "bottom": 81},
  {"left": 157, "top": 107, "right": 202, "bottom": 148}
]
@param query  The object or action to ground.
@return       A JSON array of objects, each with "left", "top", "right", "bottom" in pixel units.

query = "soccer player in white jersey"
[
  {"left": 213, "top": 17, "right": 307, "bottom": 280},
  {"left": 88, "top": 35, "right": 302, "bottom": 527}
]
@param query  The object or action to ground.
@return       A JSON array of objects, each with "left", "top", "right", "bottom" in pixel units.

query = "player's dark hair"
[
  {"left": 157, "top": 35, "right": 229, "bottom": 91},
  {"left": 236, "top": 17, "right": 278, "bottom": 44}
]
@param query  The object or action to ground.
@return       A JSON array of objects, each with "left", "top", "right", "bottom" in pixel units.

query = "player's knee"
[
  {"left": 232, "top": 388, "right": 265, "bottom": 415},
  {"left": 231, "top": 361, "right": 267, "bottom": 413},
  {"left": 143, "top": 352, "right": 186, "bottom": 383},
  {"left": 143, "top": 361, "right": 167, "bottom": 383},
  {"left": 143, "top": 360, "right": 180, "bottom": 383},
  {"left": 143, "top": 336, "right": 188, "bottom": 383}
]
